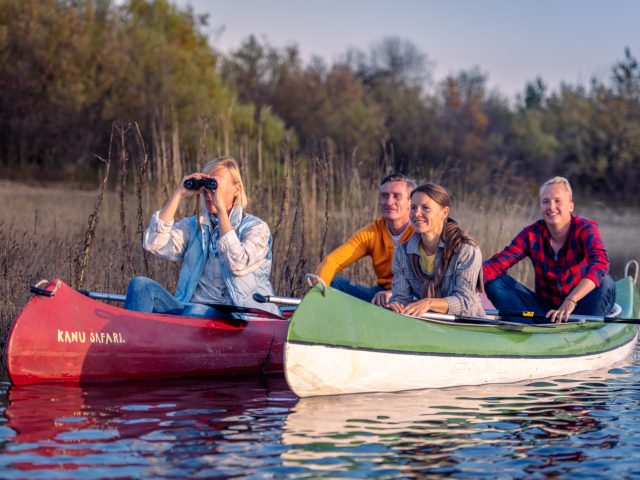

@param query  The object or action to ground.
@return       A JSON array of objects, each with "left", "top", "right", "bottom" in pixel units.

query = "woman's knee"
[{"left": 127, "top": 276, "right": 155, "bottom": 294}]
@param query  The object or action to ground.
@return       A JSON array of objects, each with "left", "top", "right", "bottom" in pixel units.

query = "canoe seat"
[{"left": 608, "top": 303, "right": 622, "bottom": 318}]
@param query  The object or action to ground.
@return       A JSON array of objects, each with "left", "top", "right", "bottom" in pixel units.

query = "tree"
[{"left": 523, "top": 76, "right": 548, "bottom": 109}]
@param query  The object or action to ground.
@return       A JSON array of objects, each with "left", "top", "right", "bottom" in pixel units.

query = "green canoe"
[{"left": 284, "top": 276, "right": 639, "bottom": 397}]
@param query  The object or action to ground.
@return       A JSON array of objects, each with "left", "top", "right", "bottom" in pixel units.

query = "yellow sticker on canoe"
[{"left": 523, "top": 311, "right": 534, "bottom": 317}]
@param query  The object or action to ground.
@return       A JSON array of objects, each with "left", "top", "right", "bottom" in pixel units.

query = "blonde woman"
[{"left": 124, "top": 156, "right": 279, "bottom": 315}]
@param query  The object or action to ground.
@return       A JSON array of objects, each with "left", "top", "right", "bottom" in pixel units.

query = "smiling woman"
[{"left": 387, "top": 182, "right": 485, "bottom": 318}]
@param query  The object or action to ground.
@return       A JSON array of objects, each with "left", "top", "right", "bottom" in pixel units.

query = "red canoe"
[{"left": 6, "top": 279, "right": 289, "bottom": 385}]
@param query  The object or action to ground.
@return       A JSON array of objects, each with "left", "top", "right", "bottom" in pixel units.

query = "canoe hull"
[
  {"left": 7, "top": 280, "right": 289, "bottom": 385},
  {"left": 285, "top": 334, "right": 637, "bottom": 397},
  {"left": 285, "top": 280, "right": 639, "bottom": 397}
]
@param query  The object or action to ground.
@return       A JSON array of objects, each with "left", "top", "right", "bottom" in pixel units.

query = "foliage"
[{"left": 0, "top": 0, "right": 639, "bottom": 203}]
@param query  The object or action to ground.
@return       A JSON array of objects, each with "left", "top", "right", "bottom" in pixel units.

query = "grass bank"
[{"left": 1, "top": 179, "right": 638, "bottom": 372}]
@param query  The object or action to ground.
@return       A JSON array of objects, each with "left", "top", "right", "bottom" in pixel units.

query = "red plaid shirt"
[{"left": 483, "top": 215, "right": 609, "bottom": 308}]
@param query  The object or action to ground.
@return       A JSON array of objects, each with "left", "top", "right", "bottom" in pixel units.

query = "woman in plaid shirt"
[{"left": 483, "top": 176, "right": 616, "bottom": 323}]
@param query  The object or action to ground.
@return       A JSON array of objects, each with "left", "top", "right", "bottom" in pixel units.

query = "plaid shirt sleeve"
[
  {"left": 482, "top": 228, "right": 529, "bottom": 284},
  {"left": 576, "top": 219, "right": 609, "bottom": 286}
]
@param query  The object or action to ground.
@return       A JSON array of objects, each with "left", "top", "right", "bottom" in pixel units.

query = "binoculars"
[{"left": 183, "top": 178, "right": 218, "bottom": 191}]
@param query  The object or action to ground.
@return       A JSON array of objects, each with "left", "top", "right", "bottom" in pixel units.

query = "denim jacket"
[{"left": 144, "top": 206, "right": 279, "bottom": 315}]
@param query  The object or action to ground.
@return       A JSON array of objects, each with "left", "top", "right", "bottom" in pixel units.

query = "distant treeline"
[{"left": 1, "top": 0, "right": 639, "bottom": 203}]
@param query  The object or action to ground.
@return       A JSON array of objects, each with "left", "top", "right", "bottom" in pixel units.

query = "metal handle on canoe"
[
  {"left": 625, "top": 260, "right": 639, "bottom": 284},
  {"left": 30, "top": 285, "right": 56, "bottom": 297},
  {"left": 253, "top": 293, "right": 301, "bottom": 306},
  {"left": 30, "top": 279, "right": 61, "bottom": 297}
]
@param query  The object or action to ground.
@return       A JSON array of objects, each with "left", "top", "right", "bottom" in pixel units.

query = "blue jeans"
[
  {"left": 485, "top": 274, "right": 616, "bottom": 323},
  {"left": 124, "top": 276, "right": 184, "bottom": 314},
  {"left": 330, "top": 275, "right": 386, "bottom": 303}
]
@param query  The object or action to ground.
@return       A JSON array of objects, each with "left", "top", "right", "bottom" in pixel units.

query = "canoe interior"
[{"left": 287, "top": 278, "right": 639, "bottom": 358}]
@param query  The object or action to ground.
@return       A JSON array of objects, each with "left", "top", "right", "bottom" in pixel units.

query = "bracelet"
[{"left": 566, "top": 297, "right": 576, "bottom": 305}]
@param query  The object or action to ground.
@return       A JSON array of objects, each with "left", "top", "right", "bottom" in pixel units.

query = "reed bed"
[{"left": 1, "top": 174, "right": 638, "bottom": 373}]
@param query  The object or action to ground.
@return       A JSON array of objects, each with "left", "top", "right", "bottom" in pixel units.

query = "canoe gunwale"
[{"left": 287, "top": 330, "right": 638, "bottom": 359}]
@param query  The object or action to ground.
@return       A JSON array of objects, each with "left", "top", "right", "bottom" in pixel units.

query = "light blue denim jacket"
[{"left": 145, "top": 206, "right": 279, "bottom": 315}]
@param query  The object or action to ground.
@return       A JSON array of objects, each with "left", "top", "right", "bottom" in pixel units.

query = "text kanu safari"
[{"left": 57, "top": 329, "right": 126, "bottom": 344}]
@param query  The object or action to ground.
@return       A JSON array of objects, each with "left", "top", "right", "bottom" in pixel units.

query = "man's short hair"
[
  {"left": 380, "top": 173, "right": 417, "bottom": 192},
  {"left": 540, "top": 176, "right": 572, "bottom": 200}
]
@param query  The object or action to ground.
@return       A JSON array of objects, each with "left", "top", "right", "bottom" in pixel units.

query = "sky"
[{"left": 174, "top": 0, "right": 640, "bottom": 101}]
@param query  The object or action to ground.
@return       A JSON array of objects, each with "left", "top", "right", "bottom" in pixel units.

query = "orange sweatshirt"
[{"left": 316, "top": 217, "right": 414, "bottom": 289}]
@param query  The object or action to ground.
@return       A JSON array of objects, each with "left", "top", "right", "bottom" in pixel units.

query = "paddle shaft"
[
  {"left": 253, "top": 293, "right": 301, "bottom": 306},
  {"left": 88, "top": 289, "right": 637, "bottom": 324},
  {"left": 485, "top": 309, "right": 640, "bottom": 324},
  {"left": 29, "top": 284, "right": 126, "bottom": 302},
  {"left": 78, "top": 290, "right": 126, "bottom": 302},
  {"left": 418, "top": 311, "right": 536, "bottom": 327},
  {"left": 253, "top": 293, "right": 640, "bottom": 324},
  {"left": 254, "top": 293, "right": 541, "bottom": 326}
]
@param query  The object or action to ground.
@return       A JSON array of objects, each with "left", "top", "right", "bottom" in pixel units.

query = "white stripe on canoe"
[{"left": 284, "top": 332, "right": 638, "bottom": 397}]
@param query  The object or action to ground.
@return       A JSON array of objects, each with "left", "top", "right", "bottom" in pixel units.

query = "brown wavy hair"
[{"left": 411, "top": 182, "right": 483, "bottom": 291}]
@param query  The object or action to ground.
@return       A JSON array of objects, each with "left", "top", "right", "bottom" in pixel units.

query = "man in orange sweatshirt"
[{"left": 316, "top": 173, "right": 415, "bottom": 305}]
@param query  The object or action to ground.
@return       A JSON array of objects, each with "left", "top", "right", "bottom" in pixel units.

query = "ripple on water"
[
  {"left": 55, "top": 428, "right": 120, "bottom": 441},
  {"left": 1, "top": 358, "right": 640, "bottom": 478}
]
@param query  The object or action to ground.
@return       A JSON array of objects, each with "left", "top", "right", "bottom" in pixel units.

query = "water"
[{"left": 2, "top": 350, "right": 640, "bottom": 479}]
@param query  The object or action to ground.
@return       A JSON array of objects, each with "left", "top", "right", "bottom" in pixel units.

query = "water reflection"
[
  {"left": 0, "top": 376, "right": 296, "bottom": 478},
  {"left": 1, "top": 359, "right": 640, "bottom": 478},
  {"left": 282, "top": 363, "right": 640, "bottom": 478}
]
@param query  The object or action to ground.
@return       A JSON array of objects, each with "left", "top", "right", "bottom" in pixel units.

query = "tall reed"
[{"left": 1, "top": 125, "right": 638, "bottom": 374}]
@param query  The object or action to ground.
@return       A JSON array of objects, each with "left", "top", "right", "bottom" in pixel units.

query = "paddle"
[
  {"left": 29, "top": 284, "right": 281, "bottom": 321},
  {"left": 252, "top": 293, "right": 552, "bottom": 327},
  {"left": 485, "top": 309, "right": 640, "bottom": 325},
  {"left": 416, "top": 311, "right": 542, "bottom": 328},
  {"left": 30, "top": 284, "right": 129, "bottom": 303},
  {"left": 252, "top": 293, "right": 301, "bottom": 306},
  {"left": 78, "top": 290, "right": 126, "bottom": 302},
  {"left": 253, "top": 293, "right": 640, "bottom": 326}
]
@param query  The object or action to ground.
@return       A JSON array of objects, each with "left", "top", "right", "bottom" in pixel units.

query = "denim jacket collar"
[{"left": 199, "top": 205, "right": 244, "bottom": 231}]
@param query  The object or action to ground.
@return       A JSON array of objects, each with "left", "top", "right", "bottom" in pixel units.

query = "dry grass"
[{"left": 1, "top": 178, "right": 639, "bottom": 373}]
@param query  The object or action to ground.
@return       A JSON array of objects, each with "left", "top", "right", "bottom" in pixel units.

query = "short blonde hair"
[
  {"left": 201, "top": 156, "right": 248, "bottom": 208},
  {"left": 540, "top": 176, "right": 572, "bottom": 200}
]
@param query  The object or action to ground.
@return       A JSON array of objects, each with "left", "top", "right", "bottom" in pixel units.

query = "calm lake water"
[{"left": 2, "top": 349, "right": 640, "bottom": 479}]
